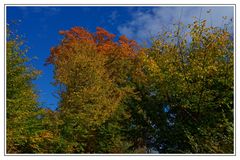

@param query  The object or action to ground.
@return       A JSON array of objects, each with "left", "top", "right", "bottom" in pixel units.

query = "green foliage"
[
  {"left": 138, "top": 19, "right": 233, "bottom": 153},
  {"left": 7, "top": 18, "right": 233, "bottom": 154},
  {"left": 6, "top": 25, "right": 43, "bottom": 153}
]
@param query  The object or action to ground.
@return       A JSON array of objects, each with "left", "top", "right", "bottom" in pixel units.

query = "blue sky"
[{"left": 6, "top": 6, "right": 233, "bottom": 110}]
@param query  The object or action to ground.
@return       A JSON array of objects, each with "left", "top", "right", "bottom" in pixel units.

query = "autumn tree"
[
  {"left": 6, "top": 24, "right": 45, "bottom": 153},
  {"left": 47, "top": 27, "right": 143, "bottom": 153},
  {"left": 7, "top": 15, "right": 233, "bottom": 154},
  {"left": 46, "top": 17, "right": 233, "bottom": 154},
  {"left": 137, "top": 18, "right": 234, "bottom": 153}
]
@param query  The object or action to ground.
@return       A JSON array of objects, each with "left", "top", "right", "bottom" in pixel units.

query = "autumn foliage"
[{"left": 7, "top": 18, "right": 234, "bottom": 153}]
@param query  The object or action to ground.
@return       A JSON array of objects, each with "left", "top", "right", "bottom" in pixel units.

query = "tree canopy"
[{"left": 7, "top": 18, "right": 234, "bottom": 153}]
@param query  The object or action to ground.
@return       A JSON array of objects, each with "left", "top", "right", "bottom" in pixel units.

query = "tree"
[
  {"left": 46, "top": 27, "right": 143, "bottom": 153},
  {"left": 6, "top": 24, "right": 44, "bottom": 153},
  {"left": 138, "top": 19, "right": 234, "bottom": 153},
  {"left": 7, "top": 18, "right": 233, "bottom": 153}
]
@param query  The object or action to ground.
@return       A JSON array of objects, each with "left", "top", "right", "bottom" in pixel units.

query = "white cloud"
[{"left": 118, "top": 6, "right": 234, "bottom": 42}]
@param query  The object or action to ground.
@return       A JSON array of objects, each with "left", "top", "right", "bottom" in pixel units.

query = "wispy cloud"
[
  {"left": 18, "top": 6, "right": 62, "bottom": 17},
  {"left": 110, "top": 10, "right": 118, "bottom": 21},
  {"left": 118, "top": 6, "right": 234, "bottom": 42},
  {"left": 44, "top": 7, "right": 62, "bottom": 16},
  {"left": 106, "top": 10, "right": 119, "bottom": 25}
]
